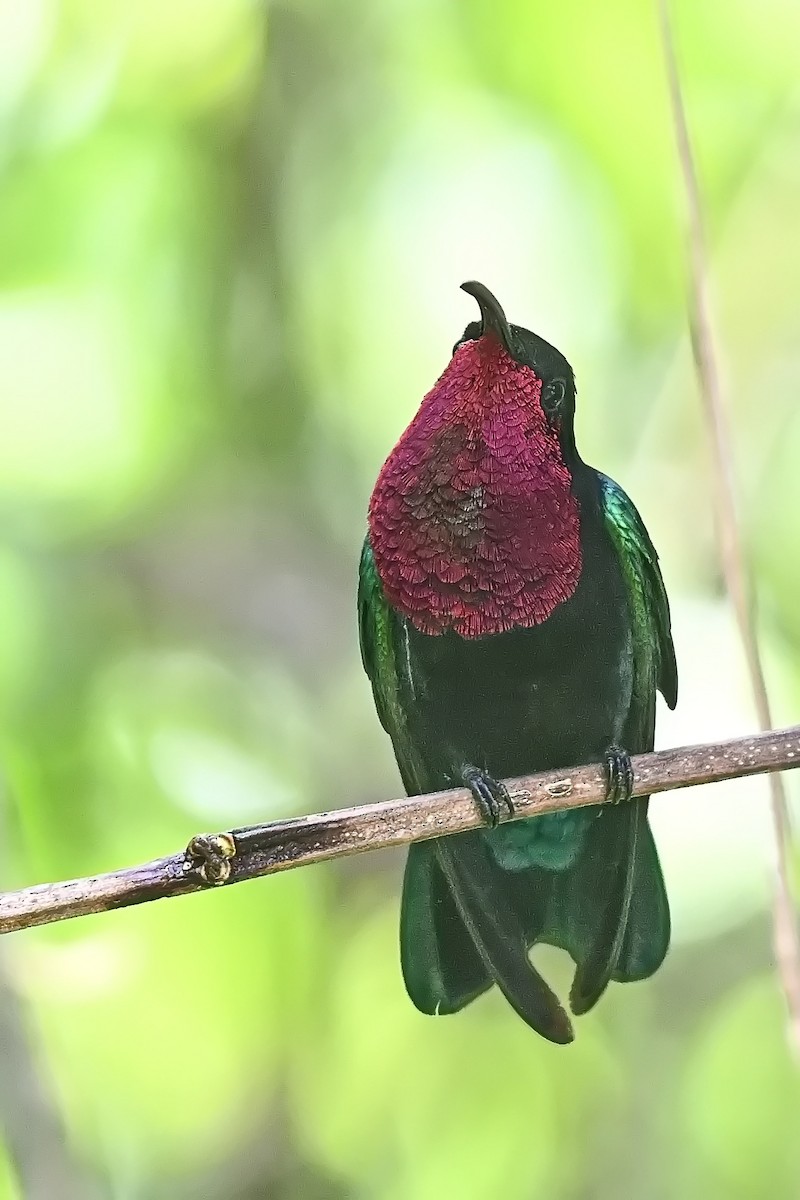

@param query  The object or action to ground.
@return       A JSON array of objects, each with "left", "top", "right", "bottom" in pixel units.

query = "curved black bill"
[{"left": 460, "top": 281, "right": 514, "bottom": 353}]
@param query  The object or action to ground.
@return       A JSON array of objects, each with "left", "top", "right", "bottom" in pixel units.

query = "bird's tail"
[
  {"left": 399, "top": 800, "right": 670, "bottom": 1040},
  {"left": 537, "top": 798, "right": 671, "bottom": 1013}
]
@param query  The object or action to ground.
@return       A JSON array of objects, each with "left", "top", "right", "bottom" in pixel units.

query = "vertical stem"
[{"left": 656, "top": 0, "right": 800, "bottom": 1051}]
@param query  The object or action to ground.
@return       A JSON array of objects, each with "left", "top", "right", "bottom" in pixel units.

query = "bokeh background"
[{"left": 1, "top": 0, "right": 800, "bottom": 1196}]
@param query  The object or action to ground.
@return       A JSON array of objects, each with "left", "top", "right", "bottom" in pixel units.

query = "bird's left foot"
[
  {"left": 461, "top": 765, "right": 515, "bottom": 828},
  {"left": 604, "top": 745, "right": 634, "bottom": 805}
]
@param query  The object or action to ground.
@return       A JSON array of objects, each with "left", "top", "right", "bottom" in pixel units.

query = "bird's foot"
[
  {"left": 604, "top": 745, "right": 634, "bottom": 805},
  {"left": 185, "top": 832, "right": 237, "bottom": 885},
  {"left": 461, "top": 765, "right": 515, "bottom": 828}
]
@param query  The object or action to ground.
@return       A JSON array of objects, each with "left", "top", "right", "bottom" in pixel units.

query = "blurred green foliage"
[{"left": 0, "top": 0, "right": 799, "bottom": 1196}]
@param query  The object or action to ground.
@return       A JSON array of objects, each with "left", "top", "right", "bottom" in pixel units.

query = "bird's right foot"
[
  {"left": 461, "top": 765, "right": 515, "bottom": 828},
  {"left": 603, "top": 745, "right": 634, "bottom": 805}
]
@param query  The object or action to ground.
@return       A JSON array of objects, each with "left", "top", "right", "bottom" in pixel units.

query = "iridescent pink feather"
[{"left": 368, "top": 336, "right": 582, "bottom": 638}]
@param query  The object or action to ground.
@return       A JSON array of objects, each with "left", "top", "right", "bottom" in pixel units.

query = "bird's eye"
[{"left": 542, "top": 378, "right": 566, "bottom": 416}]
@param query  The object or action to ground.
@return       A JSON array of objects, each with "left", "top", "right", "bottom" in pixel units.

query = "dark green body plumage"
[{"left": 359, "top": 283, "right": 677, "bottom": 1041}]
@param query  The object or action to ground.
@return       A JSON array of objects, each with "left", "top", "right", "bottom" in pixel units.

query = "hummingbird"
[{"left": 358, "top": 282, "right": 677, "bottom": 1042}]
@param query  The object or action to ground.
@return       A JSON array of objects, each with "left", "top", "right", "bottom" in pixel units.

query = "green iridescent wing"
[
  {"left": 598, "top": 473, "right": 678, "bottom": 748},
  {"left": 357, "top": 537, "right": 425, "bottom": 795},
  {"left": 597, "top": 472, "right": 677, "bottom": 984}
]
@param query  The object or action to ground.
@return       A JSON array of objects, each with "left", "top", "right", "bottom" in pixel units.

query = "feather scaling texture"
[{"left": 368, "top": 338, "right": 582, "bottom": 638}]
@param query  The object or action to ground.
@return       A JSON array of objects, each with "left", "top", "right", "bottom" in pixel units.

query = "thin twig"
[
  {"left": 0, "top": 727, "right": 798, "bottom": 935},
  {"left": 657, "top": 0, "right": 800, "bottom": 1051}
]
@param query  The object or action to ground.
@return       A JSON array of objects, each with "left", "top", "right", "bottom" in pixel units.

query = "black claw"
[
  {"left": 604, "top": 745, "right": 634, "bottom": 805},
  {"left": 461, "top": 765, "right": 515, "bottom": 828}
]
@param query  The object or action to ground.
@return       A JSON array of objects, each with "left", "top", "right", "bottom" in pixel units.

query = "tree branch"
[
  {"left": 1, "top": 726, "right": 798, "bottom": 936},
  {"left": 656, "top": 0, "right": 800, "bottom": 1052}
]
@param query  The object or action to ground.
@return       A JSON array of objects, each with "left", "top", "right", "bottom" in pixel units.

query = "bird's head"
[{"left": 452, "top": 280, "right": 577, "bottom": 459}]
